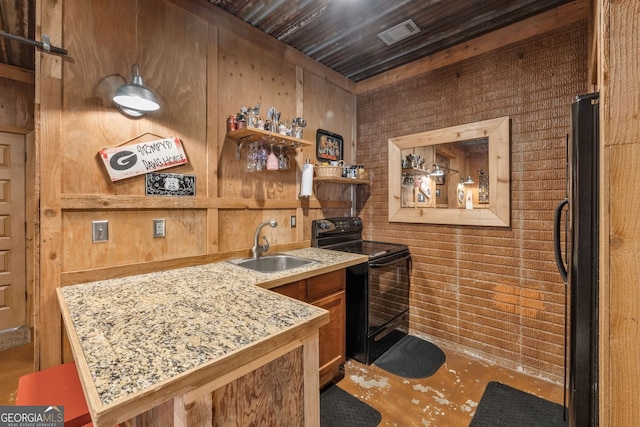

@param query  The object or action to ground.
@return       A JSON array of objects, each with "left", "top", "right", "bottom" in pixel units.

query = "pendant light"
[
  {"left": 463, "top": 175, "right": 475, "bottom": 185},
  {"left": 113, "top": 64, "right": 160, "bottom": 117},
  {"left": 429, "top": 165, "right": 445, "bottom": 177},
  {"left": 429, "top": 164, "right": 459, "bottom": 177}
]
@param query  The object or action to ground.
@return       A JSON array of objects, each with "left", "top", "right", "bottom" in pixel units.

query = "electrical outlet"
[
  {"left": 153, "top": 219, "right": 166, "bottom": 238},
  {"left": 92, "top": 220, "right": 109, "bottom": 242},
  {"left": 290, "top": 215, "right": 296, "bottom": 228}
]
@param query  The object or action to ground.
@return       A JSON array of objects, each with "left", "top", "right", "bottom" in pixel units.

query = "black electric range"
[{"left": 312, "top": 217, "right": 411, "bottom": 364}]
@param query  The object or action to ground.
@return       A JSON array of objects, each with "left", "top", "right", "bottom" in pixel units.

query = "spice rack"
[{"left": 227, "top": 127, "right": 313, "bottom": 160}]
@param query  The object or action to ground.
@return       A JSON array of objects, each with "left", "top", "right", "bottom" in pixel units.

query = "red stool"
[{"left": 16, "top": 362, "right": 92, "bottom": 427}]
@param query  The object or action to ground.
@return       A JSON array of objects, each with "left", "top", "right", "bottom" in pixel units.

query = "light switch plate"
[
  {"left": 290, "top": 215, "right": 296, "bottom": 228},
  {"left": 92, "top": 220, "right": 109, "bottom": 242},
  {"left": 153, "top": 219, "right": 166, "bottom": 238}
]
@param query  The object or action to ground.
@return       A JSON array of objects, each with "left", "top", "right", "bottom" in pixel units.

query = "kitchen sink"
[{"left": 228, "top": 254, "right": 315, "bottom": 273}]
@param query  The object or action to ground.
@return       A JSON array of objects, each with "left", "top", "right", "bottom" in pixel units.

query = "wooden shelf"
[
  {"left": 314, "top": 176, "right": 369, "bottom": 198},
  {"left": 60, "top": 195, "right": 350, "bottom": 210},
  {"left": 227, "top": 127, "right": 313, "bottom": 159},
  {"left": 402, "top": 167, "right": 429, "bottom": 176},
  {"left": 314, "top": 176, "right": 369, "bottom": 185}
]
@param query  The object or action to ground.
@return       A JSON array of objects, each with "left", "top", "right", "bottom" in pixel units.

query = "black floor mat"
[
  {"left": 373, "top": 335, "right": 446, "bottom": 379},
  {"left": 320, "top": 384, "right": 381, "bottom": 427},
  {"left": 470, "top": 381, "right": 566, "bottom": 427}
]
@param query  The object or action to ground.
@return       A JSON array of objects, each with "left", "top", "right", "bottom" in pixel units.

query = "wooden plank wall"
[
  {"left": 598, "top": 0, "right": 640, "bottom": 425},
  {"left": 0, "top": 65, "right": 34, "bottom": 132},
  {"left": 36, "top": 0, "right": 355, "bottom": 367}
]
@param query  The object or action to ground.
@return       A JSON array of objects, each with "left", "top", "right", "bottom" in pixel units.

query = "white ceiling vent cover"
[{"left": 377, "top": 19, "right": 421, "bottom": 46}]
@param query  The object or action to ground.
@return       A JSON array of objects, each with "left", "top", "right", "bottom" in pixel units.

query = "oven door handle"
[{"left": 369, "top": 254, "right": 411, "bottom": 268}]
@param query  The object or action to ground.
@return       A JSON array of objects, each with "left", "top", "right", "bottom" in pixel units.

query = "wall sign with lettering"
[
  {"left": 145, "top": 172, "right": 195, "bottom": 196},
  {"left": 99, "top": 136, "right": 188, "bottom": 182}
]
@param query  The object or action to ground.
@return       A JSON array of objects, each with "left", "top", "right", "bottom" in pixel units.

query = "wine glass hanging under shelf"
[{"left": 228, "top": 128, "right": 313, "bottom": 160}]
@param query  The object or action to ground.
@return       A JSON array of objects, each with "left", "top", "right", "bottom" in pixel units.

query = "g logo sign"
[{"left": 110, "top": 151, "right": 138, "bottom": 170}]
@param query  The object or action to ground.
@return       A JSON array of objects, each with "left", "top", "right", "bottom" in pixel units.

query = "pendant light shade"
[
  {"left": 429, "top": 163, "right": 459, "bottom": 178},
  {"left": 113, "top": 64, "right": 160, "bottom": 117},
  {"left": 430, "top": 165, "right": 444, "bottom": 177},
  {"left": 463, "top": 175, "right": 475, "bottom": 185}
]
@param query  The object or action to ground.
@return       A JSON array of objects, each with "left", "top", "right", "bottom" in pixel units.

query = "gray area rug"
[
  {"left": 374, "top": 335, "right": 446, "bottom": 378},
  {"left": 320, "top": 384, "right": 381, "bottom": 427},
  {"left": 470, "top": 381, "right": 566, "bottom": 427}
]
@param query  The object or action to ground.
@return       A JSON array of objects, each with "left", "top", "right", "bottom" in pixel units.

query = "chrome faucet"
[{"left": 251, "top": 219, "right": 278, "bottom": 258}]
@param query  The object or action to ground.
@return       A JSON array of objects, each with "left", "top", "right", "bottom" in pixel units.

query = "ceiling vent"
[{"left": 377, "top": 19, "right": 421, "bottom": 46}]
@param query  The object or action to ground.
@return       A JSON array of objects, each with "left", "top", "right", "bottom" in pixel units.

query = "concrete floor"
[
  {"left": 0, "top": 342, "right": 33, "bottom": 405},
  {"left": 337, "top": 340, "right": 564, "bottom": 426},
  {"left": 1, "top": 339, "right": 563, "bottom": 426}
]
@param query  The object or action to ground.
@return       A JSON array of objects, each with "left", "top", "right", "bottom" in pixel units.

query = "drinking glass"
[
  {"left": 267, "top": 145, "right": 279, "bottom": 170},
  {"left": 256, "top": 141, "right": 267, "bottom": 171},
  {"left": 278, "top": 145, "right": 289, "bottom": 170},
  {"left": 246, "top": 142, "right": 258, "bottom": 172},
  {"left": 292, "top": 125, "right": 303, "bottom": 139}
]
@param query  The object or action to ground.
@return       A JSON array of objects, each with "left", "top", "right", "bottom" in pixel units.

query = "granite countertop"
[{"left": 58, "top": 247, "right": 368, "bottom": 411}]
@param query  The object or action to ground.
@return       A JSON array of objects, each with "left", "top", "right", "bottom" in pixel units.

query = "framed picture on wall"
[{"left": 316, "top": 129, "right": 343, "bottom": 162}]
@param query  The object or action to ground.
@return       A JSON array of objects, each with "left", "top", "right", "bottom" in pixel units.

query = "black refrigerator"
[{"left": 554, "top": 92, "right": 599, "bottom": 426}]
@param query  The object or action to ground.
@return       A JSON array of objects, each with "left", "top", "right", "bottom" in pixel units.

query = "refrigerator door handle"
[{"left": 554, "top": 198, "right": 569, "bottom": 282}]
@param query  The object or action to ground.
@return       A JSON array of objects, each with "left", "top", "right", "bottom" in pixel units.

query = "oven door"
[{"left": 367, "top": 251, "right": 411, "bottom": 340}]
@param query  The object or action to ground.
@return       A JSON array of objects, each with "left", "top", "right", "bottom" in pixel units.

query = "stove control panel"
[
  {"left": 315, "top": 220, "right": 334, "bottom": 230},
  {"left": 311, "top": 217, "right": 364, "bottom": 247},
  {"left": 313, "top": 217, "right": 362, "bottom": 234}
]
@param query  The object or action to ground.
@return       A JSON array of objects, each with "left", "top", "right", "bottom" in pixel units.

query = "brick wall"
[{"left": 356, "top": 21, "right": 588, "bottom": 382}]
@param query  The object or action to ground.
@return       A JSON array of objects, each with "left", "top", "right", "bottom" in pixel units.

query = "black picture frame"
[{"left": 316, "top": 129, "right": 343, "bottom": 162}]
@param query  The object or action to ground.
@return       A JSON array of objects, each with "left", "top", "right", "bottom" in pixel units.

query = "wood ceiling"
[{"left": 1, "top": 0, "right": 575, "bottom": 82}]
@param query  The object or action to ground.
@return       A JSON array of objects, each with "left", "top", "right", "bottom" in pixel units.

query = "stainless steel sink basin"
[{"left": 228, "top": 254, "right": 315, "bottom": 273}]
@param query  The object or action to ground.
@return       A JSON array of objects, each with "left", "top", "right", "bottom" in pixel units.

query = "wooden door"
[{"left": 0, "top": 132, "right": 26, "bottom": 330}]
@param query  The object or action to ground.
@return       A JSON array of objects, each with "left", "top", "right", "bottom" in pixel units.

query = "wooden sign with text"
[{"left": 99, "top": 136, "right": 188, "bottom": 182}]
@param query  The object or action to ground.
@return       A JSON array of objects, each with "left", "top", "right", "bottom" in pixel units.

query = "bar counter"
[{"left": 57, "top": 247, "right": 367, "bottom": 426}]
